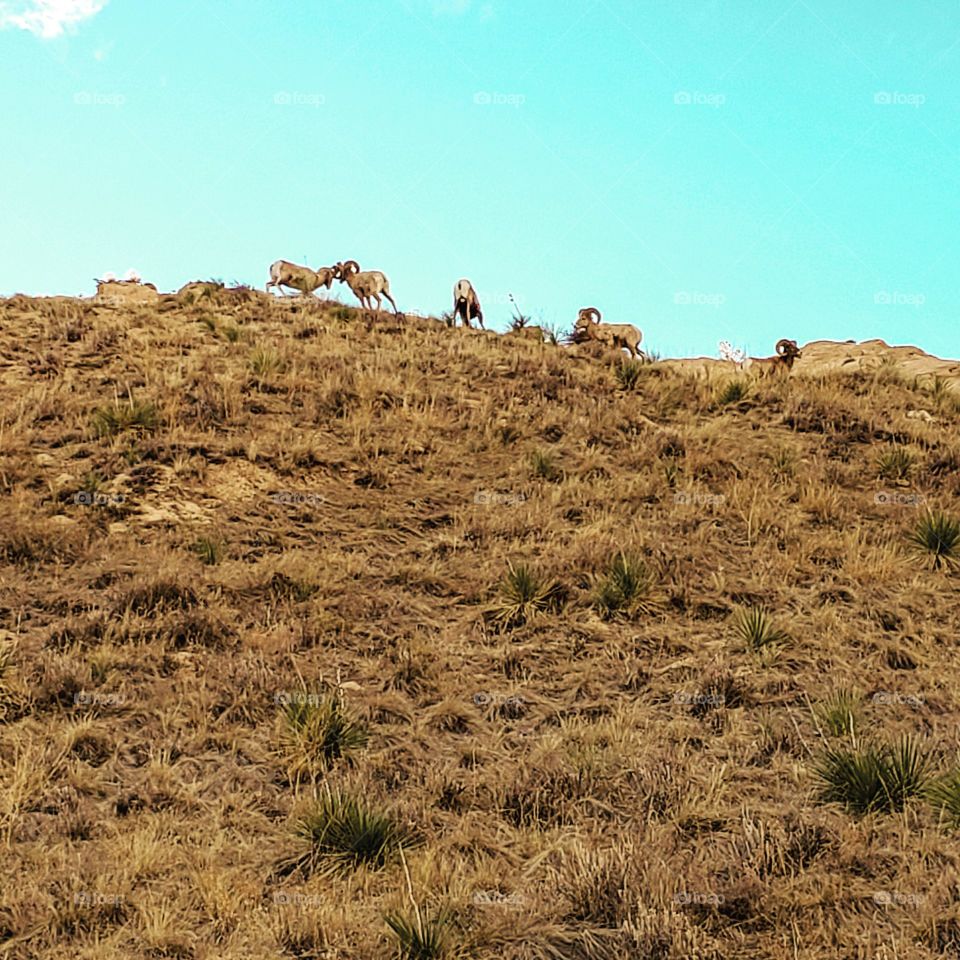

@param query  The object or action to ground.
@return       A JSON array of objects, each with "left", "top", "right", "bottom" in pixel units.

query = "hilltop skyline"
[{"left": 1, "top": 0, "right": 958, "bottom": 359}]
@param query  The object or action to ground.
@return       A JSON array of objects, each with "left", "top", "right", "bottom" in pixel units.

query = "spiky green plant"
[
  {"left": 91, "top": 398, "right": 158, "bottom": 438},
  {"left": 815, "top": 688, "right": 861, "bottom": 738},
  {"left": 769, "top": 446, "right": 796, "bottom": 482},
  {"left": 384, "top": 907, "right": 467, "bottom": 960},
  {"left": 733, "top": 607, "right": 788, "bottom": 654},
  {"left": 925, "top": 770, "right": 960, "bottom": 828},
  {"left": 488, "top": 563, "right": 562, "bottom": 630},
  {"left": 594, "top": 552, "right": 660, "bottom": 620},
  {"left": 813, "top": 736, "right": 931, "bottom": 815},
  {"left": 717, "top": 379, "right": 749, "bottom": 406},
  {"left": 876, "top": 446, "right": 913, "bottom": 481},
  {"left": 191, "top": 536, "right": 224, "bottom": 566},
  {"left": 281, "top": 693, "right": 368, "bottom": 775},
  {"left": 529, "top": 449, "right": 561, "bottom": 482},
  {"left": 250, "top": 346, "right": 283, "bottom": 379},
  {"left": 908, "top": 511, "right": 960, "bottom": 571},
  {"left": 615, "top": 359, "right": 644, "bottom": 391},
  {"left": 285, "top": 789, "right": 418, "bottom": 877}
]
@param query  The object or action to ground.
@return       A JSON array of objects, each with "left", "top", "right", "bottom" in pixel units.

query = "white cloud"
[{"left": 0, "top": 0, "right": 108, "bottom": 39}]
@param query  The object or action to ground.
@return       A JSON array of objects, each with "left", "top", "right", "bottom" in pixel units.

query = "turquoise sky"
[{"left": 1, "top": 0, "right": 957, "bottom": 358}]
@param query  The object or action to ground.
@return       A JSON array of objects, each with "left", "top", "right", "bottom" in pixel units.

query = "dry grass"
[{"left": 1, "top": 289, "right": 959, "bottom": 958}]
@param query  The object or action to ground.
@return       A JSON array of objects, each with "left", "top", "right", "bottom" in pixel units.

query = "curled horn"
[
  {"left": 578, "top": 307, "right": 602, "bottom": 325},
  {"left": 342, "top": 260, "right": 360, "bottom": 275},
  {"left": 776, "top": 338, "right": 800, "bottom": 357}
]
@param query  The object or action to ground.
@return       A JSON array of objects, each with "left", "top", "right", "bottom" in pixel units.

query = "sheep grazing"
[
  {"left": 334, "top": 260, "right": 402, "bottom": 318},
  {"left": 266, "top": 259, "right": 336, "bottom": 297},
  {"left": 746, "top": 339, "right": 802, "bottom": 377},
  {"left": 572, "top": 307, "right": 643, "bottom": 359},
  {"left": 453, "top": 279, "right": 484, "bottom": 329}
]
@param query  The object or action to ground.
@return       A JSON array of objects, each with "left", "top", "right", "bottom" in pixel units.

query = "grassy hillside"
[{"left": 1, "top": 288, "right": 959, "bottom": 960}]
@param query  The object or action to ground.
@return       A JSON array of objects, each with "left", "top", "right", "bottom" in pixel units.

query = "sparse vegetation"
[
  {"left": 3, "top": 291, "right": 960, "bottom": 958},
  {"left": 488, "top": 562, "right": 563, "bottom": 629},
  {"left": 593, "top": 552, "right": 660, "bottom": 619},
  {"left": 733, "top": 606, "right": 788, "bottom": 654},
  {"left": 285, "top": 789, "right": 418, "bottom": 877},
  {"left": 813, "top": 736, "right": 931, "bottom": 815},
  {"left": 909, "top": 510, "right": 960, "bottom": 570}
]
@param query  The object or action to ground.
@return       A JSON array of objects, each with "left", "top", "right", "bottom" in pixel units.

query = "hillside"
[{"left": 1, "top": 288, "right": 959, "bottom": 960}]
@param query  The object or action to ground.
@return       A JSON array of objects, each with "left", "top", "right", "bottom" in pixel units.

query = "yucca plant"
[
  {"left": 876, "top": 445, "right": 913, "bottom": 481},
  {"left": 191, "top": 536, "right": 224, "bottom": 566},
  {"left": 250, "top": 346, "right": 283, "bottom": 380},
  {"left": 769, "top": 446, "right": 795, "bottom": 482},
  {"left": 530, "top": 449, "right": 562, "bottom": 482},
  {"left": 384, "top": 907, "right": 467, "bottom": 960},
  {"left": 733, "top": 607, "right": 788, "bottom": 654},
  {"left": 717, "top": 379, "right": 749, "bottom": 406},
  {"left": 925, "top": 769, "right": 960, "bottom": 828},
  {"left": 281, "top": 693, "right": 368, "bottom": 776},
  {"left": 91, "top": 398, "right": 158, "bottom": 438},
  {"left": 813, "top": 736, "right": 931, "bottom": 815},
  {"left": 594, "top": 552, "right": 660, "bottom": 620},
  {"left": 615, "top": 359, "right": 644, "bottom": 391},
  {"left": 814, "top": 688, "right": 861, "bottom": 738},
  {"left": 285, "top": 789, "right": 418, "bottom": 877},
  {"left": 908, "top": 511, "right": 960, "bottom": 571},
  {"left": 488, "top": 563, "right": 563, "bottom": 630}
]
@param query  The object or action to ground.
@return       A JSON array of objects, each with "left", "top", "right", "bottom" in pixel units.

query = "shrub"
[
  {"left": 814, "top": 688, "right": 861, "bottom": 738},
  {"left": 488, "top": 563, "right": 563, "bottom": 630},
  {"left": 593, "top": 553, "right": 660, "bottom": 620},
  {"left": 285, "top": 789, "right": 418, "bottom": 876},
  {"left": 733, "top": 607, "right": 788, "bottom": 654},
  {"left": 813, "top": 736, "right": 931, "bottom": 815},
  {"left": 615, "top": 359, "right": 644, "bottom": 391},
  {"left": 281, "top": 693, "right": 368, "bottom": 777},
  {"left": 908, "top": 511, "right": 960, "bottom": 571}
]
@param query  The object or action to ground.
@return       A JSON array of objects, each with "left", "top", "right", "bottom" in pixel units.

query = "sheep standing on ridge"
[
  {"left": 572, "top": 307, "right": 643, "bottom": 359},
  {"left": 266, "top": 260, "right": 337, "bottom": 297},
  {"left": 453, "top": 279, "right": 484, "bottom": 329},
  {"left": 334, "top": 260, "right": 402, "bottom": 319},
  {"left": 745, "top": 339, "right": 802, "bottom": 378}
]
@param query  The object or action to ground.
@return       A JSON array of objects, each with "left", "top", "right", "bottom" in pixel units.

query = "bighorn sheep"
[
  {"left": 453, "top": 279, "right": 484, "bottom": 329},
  {"left": 572, "top": 307, "right": 643, "bottom": 359},
  {"left": 745, "top": 339, "right": 802, "bottom": 378},
  {"left": 266, "top": 260, "right": 337, "bottom": 297},
  {"left": 334, "top": 260, "right": 401, "bottom": 318}
]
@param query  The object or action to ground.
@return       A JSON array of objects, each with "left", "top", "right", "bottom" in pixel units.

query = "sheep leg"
[{"left": 382, "top": 290, "right": 399, "bottom": 316}]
